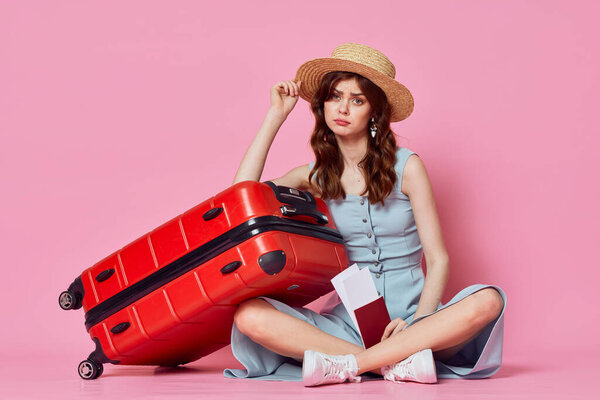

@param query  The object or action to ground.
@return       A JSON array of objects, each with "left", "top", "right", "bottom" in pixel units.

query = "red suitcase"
[{"left": 59, "top": 181, "right": 348, "bottom": 379}]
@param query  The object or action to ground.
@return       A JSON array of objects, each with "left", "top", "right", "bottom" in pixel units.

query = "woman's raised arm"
[{"left": 232, "top": 80, "right": 301, "bottom": 184}]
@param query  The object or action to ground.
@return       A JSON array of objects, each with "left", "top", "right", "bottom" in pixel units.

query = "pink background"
[{"left": 1, "top": 0, "right": 599, "bottom": 398}]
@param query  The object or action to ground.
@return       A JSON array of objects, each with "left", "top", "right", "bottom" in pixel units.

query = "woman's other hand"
[
  {"left": 381, "top": 317, "right": 408, "bottom": 341},
  {"left": 270, "top": 80, "right": 302, "bottom": 118}
]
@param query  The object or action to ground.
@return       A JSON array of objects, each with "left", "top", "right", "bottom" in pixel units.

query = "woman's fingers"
[
  {"left": 274, "top": 80, "right": 301, "bottom": 97},
  {"left": 382, "top": 318, "right": 408, "bottom": 341},
  {"left": 269, "top": 80, "right": 302, "bottom": 117},
  {"left": 381, "top": 319, "right": 398, "bottom": 341},
  {"left": 391, "top": 320, "right": 408, "bottom": 336},
  {"left": 290, "top": 80, "right": 299, "bottom": 96},
  {"left": 282, "top": 81, "right": 297, "bottom": 96},
  {"left": 275, "top": 81, "right": 288, "bottom": 95}
]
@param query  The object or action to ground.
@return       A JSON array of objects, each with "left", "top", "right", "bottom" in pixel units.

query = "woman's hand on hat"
[
  {"left": 270, "top": 80, "right": 302, "bottom": 118},
  {"left": 381, "top": 317, "right": 408, "bottom": 341}
]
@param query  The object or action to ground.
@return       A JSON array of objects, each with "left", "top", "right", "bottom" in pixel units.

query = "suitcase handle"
[
  {"left": 264, "top": 181, "right": 317, "bottom": 207},
  {"left": 280, "top": 205, "right": 328, "bottom": 225},
  {"left": 95, "top": 269, "right": 115, "bottom": 283}
]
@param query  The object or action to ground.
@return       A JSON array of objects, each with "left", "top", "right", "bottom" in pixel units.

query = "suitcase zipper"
[{"left": 84, "top": 215, "right": 343, "bottom": 331}]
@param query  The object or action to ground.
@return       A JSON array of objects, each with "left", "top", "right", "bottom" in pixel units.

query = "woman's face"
[{"left": 323, "top": 77, "right": 373, "bottom": 139}]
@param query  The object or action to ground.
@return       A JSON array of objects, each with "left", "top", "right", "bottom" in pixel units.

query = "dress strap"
[{"left": 395, "top": 147, "right": 418, "bottom": 193}]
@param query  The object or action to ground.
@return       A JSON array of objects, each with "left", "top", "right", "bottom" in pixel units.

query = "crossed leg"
[{"left": 234, "top": 287, "right": 504, "bottom": 374}]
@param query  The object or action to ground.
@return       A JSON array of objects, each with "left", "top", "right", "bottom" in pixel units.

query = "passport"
[
  {"left": 354, "top": 296, "right": 392, "bottom": 348},
  {"left": 331, "top": 264, "right": 392, "bottom": 348}
]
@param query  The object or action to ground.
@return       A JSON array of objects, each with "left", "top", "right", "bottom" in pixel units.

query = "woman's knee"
[
  {"left": 469, "top": 288, "right": 504, "bottom": 324},
  {"left": 469, "top": 288, "right": 504, "bottom": 327},
  {"left": 233, "top": 298, "right": 275, "bottom": 339}
]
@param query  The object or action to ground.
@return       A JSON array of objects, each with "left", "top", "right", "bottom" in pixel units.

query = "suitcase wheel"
[
  {"left": 59, "top": 291, "right": 75, "bottom": 310},
  {"left": 78, "top": 359, "right": 103, "bottom": 380},
  {"left": 58, "top": 290, "right": 82, "bottom": 310}
]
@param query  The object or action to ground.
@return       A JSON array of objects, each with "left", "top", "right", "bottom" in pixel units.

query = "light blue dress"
[{"left": 224, "top": 147, "right": 507, "bottom": 381}]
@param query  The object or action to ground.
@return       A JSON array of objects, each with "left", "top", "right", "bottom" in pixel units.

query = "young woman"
[{"left": 226, "top": 43, "right": 506, "bottom": 386}]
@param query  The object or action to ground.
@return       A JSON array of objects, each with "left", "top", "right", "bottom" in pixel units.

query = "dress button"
[
  {"left": 367, "top": 232, "right": 372, "bottom": 238},
  {"left": 360, "top": 199, "right": 365, "bottom": 205},
  {"left": 375, "top": 262, "right": 379, "bottom": 266},
  {"left": 362, "top": 218, "right": 367, "bottom": 223},
  {"left": 375, "top": 273, "right": 381, "bottom": 278},
  {"left": 377, "top": 291, "right": 381, "bottom": 296},
  {"left": 371, "top": 249, "right": 376, "bottom": 254}
]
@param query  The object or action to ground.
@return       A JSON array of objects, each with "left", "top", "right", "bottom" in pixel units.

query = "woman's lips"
[{"left": 334, "top": 119, "right": 350, "bottom": 126}]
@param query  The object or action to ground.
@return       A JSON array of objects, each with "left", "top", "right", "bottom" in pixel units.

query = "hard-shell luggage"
[{"left": 59, "top": 181, "right": 348, "bottom": 379}]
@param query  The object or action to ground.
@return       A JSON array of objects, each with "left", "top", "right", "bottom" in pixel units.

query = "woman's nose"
[{"left": 339, "top": 100, "right": 349, "bottom": 114}]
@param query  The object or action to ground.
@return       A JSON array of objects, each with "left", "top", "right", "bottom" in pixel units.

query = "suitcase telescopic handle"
[{"left": 280, "top": 205, "right": 328, "bottom": 225}]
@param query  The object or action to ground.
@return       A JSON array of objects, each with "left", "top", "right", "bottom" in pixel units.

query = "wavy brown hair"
[{"left": 308, "top": 71, "right": 398, "bottom": 206}]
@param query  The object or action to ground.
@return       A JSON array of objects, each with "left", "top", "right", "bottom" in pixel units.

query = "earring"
[{"left": 370, "top": 117, "right": 378, "bottom": 138}]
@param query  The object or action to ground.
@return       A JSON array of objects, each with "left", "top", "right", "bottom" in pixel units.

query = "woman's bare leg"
[
  {"left": 234, "top": 287, "right": 503, "bottom": 375},
  {"left": 355, "top": 288, "right": 504, "bottom": 373},
  {"left": 234, "top": 298, "right": 364, "bottom": 358},
  {"left": 235, "top": 299, "right": 389, "bottom": 375}
]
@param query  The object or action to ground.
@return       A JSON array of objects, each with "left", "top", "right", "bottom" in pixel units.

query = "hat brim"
[{"left": 294, "top": 58, "right": 414, "bottom": 122}]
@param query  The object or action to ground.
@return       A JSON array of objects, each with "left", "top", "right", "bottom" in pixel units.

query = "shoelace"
[
  {"left": 321, "top": 354, "right": 360, "bottom": 383},
  {"left": 384, "top": 359, "right": 416, "bottom": 381}
]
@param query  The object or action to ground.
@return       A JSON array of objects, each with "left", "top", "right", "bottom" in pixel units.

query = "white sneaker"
[
  {"left": 381, "top": 348, "right": 437, "bottom": 384},
  {"left": 302, "top": 350, "right": 362, "bottom": 387}
]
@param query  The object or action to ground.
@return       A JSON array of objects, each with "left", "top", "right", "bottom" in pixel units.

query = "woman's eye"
[{"left": 353, "top": 98, "right": 364, "bottom": 105}]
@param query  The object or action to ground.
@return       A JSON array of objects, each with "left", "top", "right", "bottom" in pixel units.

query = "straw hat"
[{"left": 294, "top": 43, "right": 414, "bottom": 122}]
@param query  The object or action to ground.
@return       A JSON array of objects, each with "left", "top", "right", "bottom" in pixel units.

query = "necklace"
[
  {"left": 355, "top": 168, "right": 364, "bottom": 183},
  {"left": 344, "top": 164, "right": 364, "bottom": 183}
]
